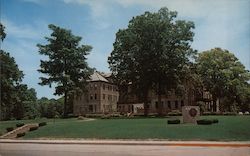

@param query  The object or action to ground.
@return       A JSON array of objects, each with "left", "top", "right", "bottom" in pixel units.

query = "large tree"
[
  {"left": 0, "top": 23, "right": 6, "bottom": 41},
  {"left": 0, "top": 23, "right": 38, "bottom": 120},
  {"left": 0, "top": 50, "right": 24, "bottom": 120},
  {"left": 196, "top": 48, "right": 250, "bottom": 112},
  {"left": 108, "top": 7, "right": 196, "bottom": 115},
  {"left": 37, "top": 24, "right": 93, "bottom": 117}
]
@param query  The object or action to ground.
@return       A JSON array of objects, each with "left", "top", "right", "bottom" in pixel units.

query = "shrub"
[
  {"left": 16, "top": 123, "right": 25, "bottom": 127},
  {"left": 167, "top": 119, "right": 181, "bottom": 124},
  {"left": 67, "top": 113, "right": 77, "bottom": 118},
  {"left": 6, "top": 127, "right": 14, "bottom": 132},
  {"left": 202, "top": 112, "right": 222, "bottom": 116},
  {"left": 223, "top": 112, "right": 237, "bottom": 116},
  {"left": 168, "top": 111, "right": 182, "bottom": 116},
  {"left": 16, "top": 132, "right": 25, "bottom": 138},
  {"left": 85, "top": 114, "right": 103, "bottom": 118},
  {"left": 202, "top": 112, "right": 212, "bottom": 115},
  {"left": 38, "top": 122, "right": 47, "bottom": 127},
  {"left": 29, "top": 126, "right": 39, "bottom": 131},
  {"left": 212, "top": 119, "right": 219, "bottom": 123},
  {"left": 101, "top": 115, "right": 111, "bottom": 119},
  {"left": 197, "top": 119, "right": 213, "bottom": 125}
]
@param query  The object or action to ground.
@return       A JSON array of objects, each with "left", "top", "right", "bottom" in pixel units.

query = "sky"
[{"left": 1, "top": 0, "right": 250, "bottom": 99}]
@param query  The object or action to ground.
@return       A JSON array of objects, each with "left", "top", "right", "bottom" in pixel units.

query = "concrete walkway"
[
  {"left": 1, "top": 139, "right": 250, "bottom": 147},
  {"left": 0, "top": 124, "right": 38, "bottom": 139}
]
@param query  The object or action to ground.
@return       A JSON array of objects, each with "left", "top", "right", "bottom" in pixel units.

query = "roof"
[
  {"left": 100, "top": 72, "right": 112, "bottom": 78},
  {"left": 89, "top": 71, "right": 109, "bottom": 82}
]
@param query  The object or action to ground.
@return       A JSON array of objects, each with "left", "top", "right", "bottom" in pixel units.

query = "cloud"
[{"left": 1, "top": 19, "right": 49, "bottom": 40}]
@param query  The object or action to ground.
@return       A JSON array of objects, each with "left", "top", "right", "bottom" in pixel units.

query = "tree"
[
  {"left": 196, "top": 48, "right": 250, "bottom": 112},
  {"left": 0, "top": 50, "right": 24, "bottom": 120},
  {"left": 0, "top": 23, "right": 6, "bottom": 41},
  {"left": 37, "top": 97, "right": 64, "bottom": 118},
  {"left": 22, "top": 88, "right": 39, "bottom": 119},
  {"left": 108, "top": 7, "right": 196, "bottom": 115},
  {"left": 37, "top": 24, "right": 93, "bottom": 117}
]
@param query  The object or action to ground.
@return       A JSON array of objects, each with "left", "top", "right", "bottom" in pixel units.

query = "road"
[{"left": 1, "top": 142, "right": 250, "bottom": 156}]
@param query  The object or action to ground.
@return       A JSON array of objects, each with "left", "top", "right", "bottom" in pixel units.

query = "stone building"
[
  {"left": 73, "top": 71, "right": 119, "bottom": 115},
  {"left": 117, "top": 85, "right": 189, "bottom": 114}
]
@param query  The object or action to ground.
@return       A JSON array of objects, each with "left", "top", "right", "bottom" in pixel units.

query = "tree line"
[{"left": 1, "top": 7, "right": 250, "bottom": 120}]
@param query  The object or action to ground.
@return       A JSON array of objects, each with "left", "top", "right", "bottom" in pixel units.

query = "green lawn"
[
  {"left": 26, "top": 116, "right": 250, "bottom": 141},
  {"left": 1, "top": 116, "right": 250, "bottom": 141}
]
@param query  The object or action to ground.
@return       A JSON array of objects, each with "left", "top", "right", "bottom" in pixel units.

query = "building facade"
[
  {"left": 117, "top": 85, "right": 190, "bottom": 114},
  {"left": 73, "top": 72, "right": 119, "bottom": 115}
]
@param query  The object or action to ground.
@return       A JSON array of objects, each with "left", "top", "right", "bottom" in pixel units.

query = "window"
[
  {"left": 103, "top": 94, "right": 105, "bottom": 100},
  {"left": 181, "top": 100, "right": 184, "bottom": 107},
  {"left": 103, "top": 84, "right": 105, "bottom": 90},
  {"left": 89, "top": 105, "right": 93, "bottom": 112},
  {"left": 168, "top": 101, "right": 171, "bottom": 109},
  {"left": 94, "top": 94, "right": 97, "bottom": 100},
  {"left": 108, "top": 95, "right": 112, "bottom": 101},
  {"left": 90, "top": 94, "right": 93, "bottom": 100},
  {"left": 113, "top": 95, "right": 117, "bottom": 101},
  {"left": 94, "top": 84, "right": 97, "bottom": 90},
  {"left": 155, "top": 101, "right": 158, "bottom": 109},
  {"left": 175, "top": 100, "right": 178, "bottom": 109}
]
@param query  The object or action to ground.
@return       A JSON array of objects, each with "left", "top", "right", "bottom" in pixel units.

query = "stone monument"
[{"left": 182, "top": 106, "right": 200, "bottom": 123}]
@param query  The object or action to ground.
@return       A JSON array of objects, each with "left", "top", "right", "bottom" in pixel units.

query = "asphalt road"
[{"left": 1, "top": 143, "right": 250, "bottom": 156}]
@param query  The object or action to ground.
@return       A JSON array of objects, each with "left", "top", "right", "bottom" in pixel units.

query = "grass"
[{"left": 1, "top": 116, "right": 250, "bottom": 141}]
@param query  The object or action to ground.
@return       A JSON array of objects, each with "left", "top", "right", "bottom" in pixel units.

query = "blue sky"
[{"left": 1, "top": 0, "right": 250, "bottom": 99}]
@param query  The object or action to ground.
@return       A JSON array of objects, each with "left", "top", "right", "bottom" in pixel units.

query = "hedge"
[
  {"left": 29, "top": 126, "right": 39, "bottom": 131},
  {"left": 167, "top": 119, "right": 181, "bottom": 124},
  {"left": 6, "top": 127, "right": 14, "bottom": 132},
  {"left": 38, "top": 122, "right": 47, "bottom": 127},
  {"left": 212, "top": 119, "right": 219, "bottom": 123},
  {"left": 197, "top": 119, "right": 213, "bottom": 125},
  {"left": 16, "top": 123, "right": 25, "bottom": 127},
  {"left": 16, "top": 132, "right": 25, "bottom": 138}
]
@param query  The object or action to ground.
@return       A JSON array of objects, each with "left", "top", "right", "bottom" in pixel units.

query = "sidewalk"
[{"left": 1, "top": 139, "right": 250, "bottom": 147}]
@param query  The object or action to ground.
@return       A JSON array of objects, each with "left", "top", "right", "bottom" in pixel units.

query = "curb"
[{"left": 1, "top": 139, "right": 250, "bottom": 147}]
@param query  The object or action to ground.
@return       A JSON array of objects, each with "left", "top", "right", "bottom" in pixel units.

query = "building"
[
  {"left": 117, "top": 82, "right": 220, "bottom": 114},
  {"left": 117, "top": 85, "right": 189, "bottom": 114},
  {"left": 73, "top": 71, "right": 119, "bottom": 115}
]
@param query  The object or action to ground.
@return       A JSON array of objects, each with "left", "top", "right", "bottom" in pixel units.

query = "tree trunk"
[
  {"left": 157, "top": 82, "right": 163, "bottom": 116},
  {"left": 143, "top": 90, "right": 149, "bottom": 116},
  {"left": 63, "top": 91, "right": 68, "bottom": 118},
  {"left": 212, "top": 98, "right": 217, "bottom": 112}
]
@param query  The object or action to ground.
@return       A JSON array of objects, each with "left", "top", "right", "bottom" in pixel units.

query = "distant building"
[
  {"left": 117, "top": 81, "right": 218, "bottom": 114},
  {"left": 117, "top": 84, "right": 190, "bottom": 114},
  {"left": 73, "top": 71, "right": 119, "bottom": 115}
]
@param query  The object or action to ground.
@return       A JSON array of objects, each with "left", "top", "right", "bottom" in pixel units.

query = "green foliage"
[
  {"left": 0, "top": 23, "right": 6, "bottom": 41},
  {"left": 197, "top": 119, "right": 213, "bottom": 125},
  {"left": 38, "top": 122, "right": 47, "bottom": 127},
  {"left": 29, "top": 126, "right": 39, "bottom": 131},
  {"left": 6, "top": 127, "right": 14, "bottom": 132},
  {"left": 16, "top": 123, "right": 25, "bottom": 127},
  {"left": 108, "top": 7, "right": 196, "bottom": 115},
  {"left": 167, "top": 119, "right": 180, "bottom": 124},
  {"left": 196, "top": 48, "right": 250, "bottom": 111},
  {"left": 37, "top": 97, "right": 63, "bottom": 118},
  {"left": 0, "top": 50, "right": 25, "bottom": 120},
  {"left": 0, "top": 25, "right": 39, "bottom": 120},
  {"left": 16, "top": 132, "right": 25, "bottom": 137},
  {"left": 37, "top": 24, "right": 93, "bottom": 117}
]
